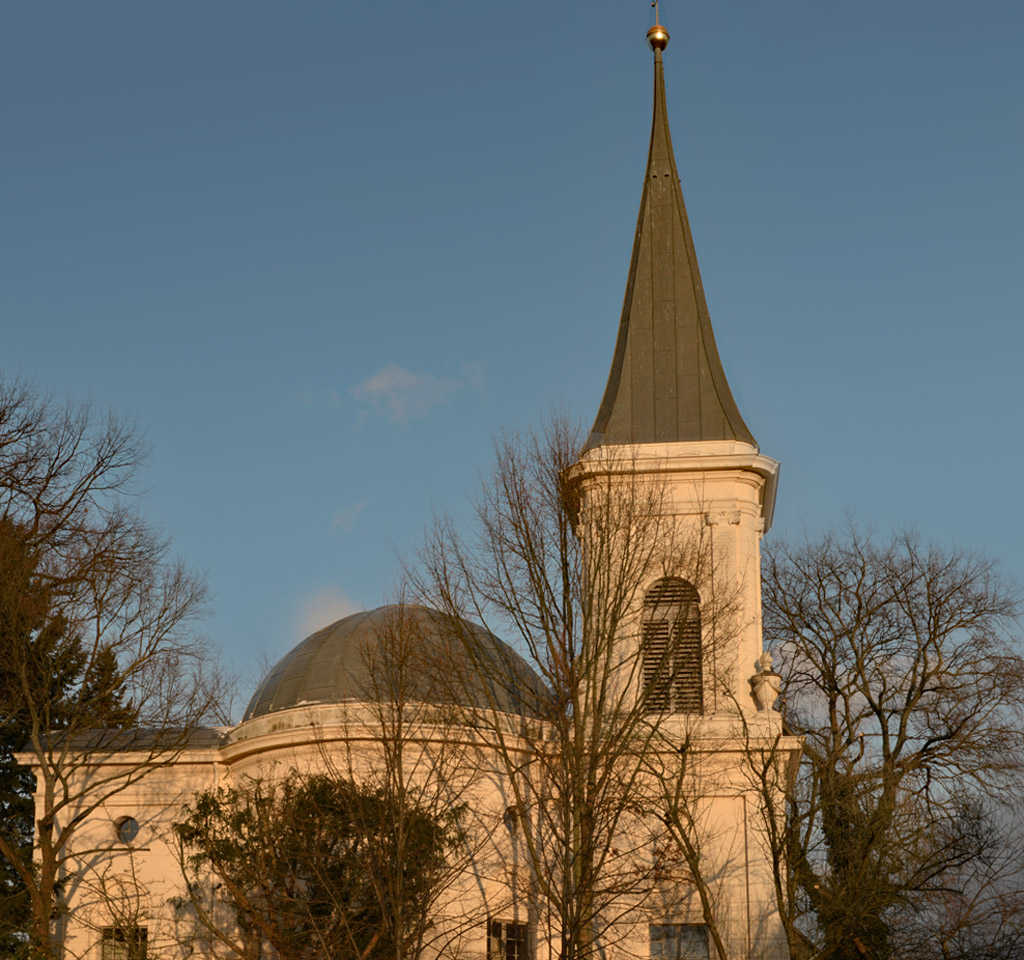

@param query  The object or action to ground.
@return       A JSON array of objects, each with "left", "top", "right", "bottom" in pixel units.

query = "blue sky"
[{"left": 4, "top": 2, "right": 1022, "bottom": 712}]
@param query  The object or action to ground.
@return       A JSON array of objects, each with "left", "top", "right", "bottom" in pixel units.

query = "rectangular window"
[
  {"left": 650, "top": 924, "right": 709, "bottom": 960},
  {"left": 101, "top": 927, "right": 148, "bottom": 960},
  {"left": 488, "top": 919, "right": 530, "bottom": 960}
]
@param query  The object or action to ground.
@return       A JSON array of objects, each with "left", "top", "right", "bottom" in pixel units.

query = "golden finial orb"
[{"left": 647, "top": 23, "right": 670, "bottom": 52}]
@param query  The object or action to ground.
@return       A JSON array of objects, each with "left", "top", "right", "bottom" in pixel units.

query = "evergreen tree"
[
  {"left": 175, "top": 773, "right": 464, "bottom": 960},
  {"left": 0, "top": 518, "right": 64, "bottom": 958},
  {"left": 0, "top": 724, "right": 35, "bottom": 959},
  {"left": 0, "top": 517, "right": 136, "bottom": 957},
  {"left": 0, "top": 376, "right": 212, "bottom": 960}
]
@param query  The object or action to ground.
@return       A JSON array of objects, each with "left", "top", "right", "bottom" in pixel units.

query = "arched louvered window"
[{"left": 642, "top": 578, "right": 703, "bottom": 714}]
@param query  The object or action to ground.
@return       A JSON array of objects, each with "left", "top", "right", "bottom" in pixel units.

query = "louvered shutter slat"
[{"left": 642, "top": 578, "right": 704, "bottom": 715}]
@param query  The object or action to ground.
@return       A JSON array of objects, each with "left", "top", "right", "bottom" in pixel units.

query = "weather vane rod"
[{"left": 651, "top": 0, "right": 661, "bottom": 26}]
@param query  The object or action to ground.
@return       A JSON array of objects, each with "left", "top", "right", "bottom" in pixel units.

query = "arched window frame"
[{"left": 642, "top": 577, "right": 703, "bottom": 715}]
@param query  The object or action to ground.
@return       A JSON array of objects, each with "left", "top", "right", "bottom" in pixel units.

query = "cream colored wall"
[
  {"left": 31, "top": 700, "right": 799, "bottom": 960},
  {"left": 44, "top": 749, "right": 226, "bottom": 960},
  {"left": 38, "top": 707, "right": 539, "bottom": 960},
  {"left": 574, "top": 439, "right": 778, "bottom": 715},
  {"left": 570, "top": 439, "right": 797, "bottom": 960}
]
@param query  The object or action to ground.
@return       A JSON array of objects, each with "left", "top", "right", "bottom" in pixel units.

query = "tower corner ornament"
[{"left": 751, "top": 651, "right": 783, "bottom": 712}]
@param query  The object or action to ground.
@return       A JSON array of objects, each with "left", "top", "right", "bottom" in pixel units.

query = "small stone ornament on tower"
[{"left": 750, "top": 650, "right": 782, "bottom": 712}]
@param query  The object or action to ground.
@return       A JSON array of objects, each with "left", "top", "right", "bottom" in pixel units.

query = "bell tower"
[
  {"left": 576, "top": 19, "right": 779, "bottom": 717},
  {"left": 570, "top": 22, "right": 798, "bottom": 956}
]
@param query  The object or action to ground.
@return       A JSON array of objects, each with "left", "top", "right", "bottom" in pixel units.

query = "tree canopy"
[
  {"left": 0, "top": 375, "right": 214, "bottom": 960},
  {"left": 764, "top": 527, "right": 1024, "bottom": 960},
  {"left": 175, "top": 772, "right": 464, "bottom": 960}
]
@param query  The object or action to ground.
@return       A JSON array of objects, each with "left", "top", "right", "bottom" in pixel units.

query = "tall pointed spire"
[{"left": 586, "top": 23, "right": 756, "bottom": 450}]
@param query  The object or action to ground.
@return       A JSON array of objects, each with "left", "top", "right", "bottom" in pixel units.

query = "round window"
[{"left": 115, "top": 817, "right": 140, "bottom": 844}]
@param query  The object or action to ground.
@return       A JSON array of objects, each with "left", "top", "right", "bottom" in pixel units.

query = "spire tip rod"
[{"left": 647, "top": 0, "right": 669, "bottom": 50}]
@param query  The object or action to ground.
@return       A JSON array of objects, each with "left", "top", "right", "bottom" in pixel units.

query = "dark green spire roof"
[{"left": 586, "top": 40, "right": 756, "bottom": 450}]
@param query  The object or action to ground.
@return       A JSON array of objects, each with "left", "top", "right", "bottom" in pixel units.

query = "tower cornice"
[{"left": 571, "top": 440, "right": 779, "bottom": 533}]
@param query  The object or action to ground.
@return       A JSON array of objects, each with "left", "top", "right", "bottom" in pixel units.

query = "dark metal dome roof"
[{"left": 242, "top": 604, "right": 547, "bottom": 722}]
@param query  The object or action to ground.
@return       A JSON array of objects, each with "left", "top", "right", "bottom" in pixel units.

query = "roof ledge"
[{"left": 572, "top": 440, "right": 780, "bottom": 532}]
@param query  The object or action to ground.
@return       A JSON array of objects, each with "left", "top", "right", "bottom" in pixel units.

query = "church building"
[{"left": 22, "top": 19, "right": 801, "bottom": 960}]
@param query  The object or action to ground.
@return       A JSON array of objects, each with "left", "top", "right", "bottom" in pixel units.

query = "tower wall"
[
  {"left": 574, "top": 439, "right": 778, "bottom": 715},
  {"left": 572, "top": 439, "right": 796, "bottom": 959}
]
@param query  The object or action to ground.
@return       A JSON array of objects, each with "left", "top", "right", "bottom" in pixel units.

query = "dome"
[{"left": 242, "top": 604, "right": 548, "bottom": 721}]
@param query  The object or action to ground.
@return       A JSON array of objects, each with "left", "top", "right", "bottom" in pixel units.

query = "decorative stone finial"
[
  {"left": 647, "top": 23, "right": 670, "bottom": 51},
  {"left": 750, "top": 650, "right": 782, "bottom": 712}
]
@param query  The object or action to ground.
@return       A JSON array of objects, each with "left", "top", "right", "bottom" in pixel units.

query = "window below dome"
[
  {"left": 113, "top": 816, "right": 139, "bottom": 845},
  {"left": 488, "top": 919, "right": 530, "bottom": 960},
  {"left": 101, "top": 926, "right": 147, "bottom": 960},
  {"left": 650, "top": 923, "right": 709, "bottom": 960}
]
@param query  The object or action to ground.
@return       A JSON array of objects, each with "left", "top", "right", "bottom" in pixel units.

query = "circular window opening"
[{"left": 115, "top": 817, "right": 140, "bottom": 844}]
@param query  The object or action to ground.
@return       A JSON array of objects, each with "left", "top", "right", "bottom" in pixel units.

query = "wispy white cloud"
[
  {"left": 293, "top": 586, "right": 361, "bottom": 641},
  {"left": 331, "top": 497, "right": 371, "bottom": 534},
  {"left": 349, "top": 364, "right": 455, "bottom": 421},
  {"left": 349, "top": 362, "right": 486, "bottom": 423}
]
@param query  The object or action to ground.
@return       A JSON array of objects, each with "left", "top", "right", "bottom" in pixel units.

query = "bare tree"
[
  {"left": 74, "top": 849, "right": 151, "bottom": 960},
  {"left": 763, "top": 525, "right": 1024, "bottom": 960},
  {"left": 323, "top": 603, "right": 496, "bottom": 960},
  {"left": 414, "top": 418, "right": 752, "bottom": 960},
  {"left": 0, "top": 376, "right": 219, "bottom": 960},
  {"left": 647, "top": 710, "right": 800, "bottom": 960}
]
